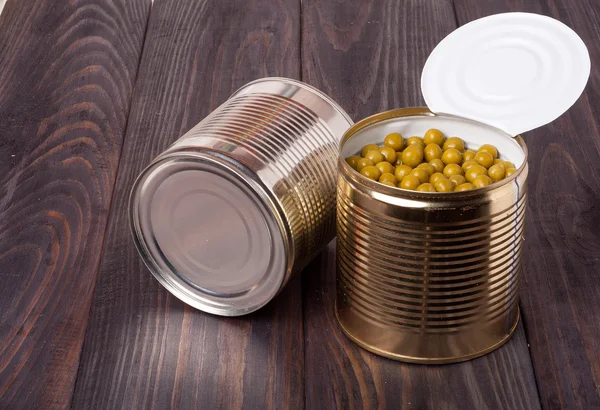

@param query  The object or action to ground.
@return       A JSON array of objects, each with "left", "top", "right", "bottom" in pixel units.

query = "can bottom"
[
  {"left": 130, "top": 151, "right": 289, "bottom": 316},
  {"left": 335, "top": 305, "right": 520, "bottom": 364}
]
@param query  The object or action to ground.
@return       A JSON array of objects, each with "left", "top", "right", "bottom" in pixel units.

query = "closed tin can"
[
  {"left": 336, "top": 108, "right": 528, "bottom": 363},
  {"left": 130, "top": 78, "right": 352, "bottom": 316}
]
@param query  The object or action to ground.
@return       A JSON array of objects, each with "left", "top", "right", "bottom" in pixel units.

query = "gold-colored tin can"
[{"left": 336, "top": 108, "right": 528, "bottom": 364}]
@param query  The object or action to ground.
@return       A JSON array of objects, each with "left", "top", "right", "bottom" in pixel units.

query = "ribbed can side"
[
  {"left": 172, "top": 92, "right": 341, "bottom": 277},
  {"left": 337, "top": 180, "right": 526, "bottom": 328},
  {"left": 336, "top": 165, "right": 528, "bottom": 362}
]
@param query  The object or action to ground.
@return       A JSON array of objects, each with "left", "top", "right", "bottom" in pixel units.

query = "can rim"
[
  {"left": 339, "top": 107, "right": 529, "bottom": 200},
  {"left": 129, "top": 149, "right": 292, "bottom": 316},
  {"left": 232, "top": 77, "right": 354, "bottom": 125}
]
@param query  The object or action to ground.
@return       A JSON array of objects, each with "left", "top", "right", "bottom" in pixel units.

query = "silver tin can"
[
  {"left": 336, "top": 108, "right": 528, "bottom": 363},
  {"left": 130, "top": 78, "right": 352, "bottom": 316}
]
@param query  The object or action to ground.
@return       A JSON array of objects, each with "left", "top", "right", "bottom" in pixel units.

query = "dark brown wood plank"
[
  {"left": 0, "top": 0, "right": 150, "bottom": 408},
  {"left": 301, "top": 1, "right": 541, "bottom": 408},
  {"left": 71, "top": 1, "right": 303, "bottom": 409},
  {"left": 452, "top": 1, "right": 600, "bottom": 408}
]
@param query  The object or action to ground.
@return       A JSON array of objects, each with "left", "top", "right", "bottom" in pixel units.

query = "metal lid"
[
  {"left": 130, "top": 152, "right": 287, "bottom": 316},
  {"left": 421, "top": 12, "right": 590, "bottom": 136}
]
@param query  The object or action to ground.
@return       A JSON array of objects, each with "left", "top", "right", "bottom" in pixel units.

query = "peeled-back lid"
[{"left": 421, "top": 12, "right": 590, "bottom": 136}]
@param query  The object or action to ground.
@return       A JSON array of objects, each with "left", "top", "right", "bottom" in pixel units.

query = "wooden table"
[{"left": 1, "top": 0, "right": 599, "bottom": 408}]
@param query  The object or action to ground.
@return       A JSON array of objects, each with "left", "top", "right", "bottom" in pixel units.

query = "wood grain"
[
  {"left": 452, "top": 1, "right": 600, "bottom": 408},
  {"left": 301, "top": 1, "right": 541, "bottom": 408},
  {"left": 0, "top": 0, "right": 150, "bottom": 408},
  {"left": 71, "top": 0, "right": 303, "bottom": 409}
]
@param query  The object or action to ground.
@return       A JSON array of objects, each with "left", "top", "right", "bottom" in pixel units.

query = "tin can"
[
  {"left": 130, "top": 78, "right": 352, "bottom": 316},
  {"left": 336, "top": 108, "right": 528, "bottom": 363}
]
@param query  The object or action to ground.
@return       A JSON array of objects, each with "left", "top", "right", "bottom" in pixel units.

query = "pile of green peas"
[{"left": 345, "top": 128, "right": 518, "bottom": 192}]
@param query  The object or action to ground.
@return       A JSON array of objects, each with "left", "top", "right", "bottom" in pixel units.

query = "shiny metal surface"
[
  {"left": 336, "top": 108, "right": 528, "bottom": 363},
  {"left": 130, "top": 78, "right": 353, "bottom": 316}
]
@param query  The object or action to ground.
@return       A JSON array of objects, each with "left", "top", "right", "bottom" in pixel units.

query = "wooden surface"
[
  {"left": 0, "top": 0, "right": 599, "bottom": 409},
  {"left": 0, "top": 0, "right": 149, "bottom": 408}
]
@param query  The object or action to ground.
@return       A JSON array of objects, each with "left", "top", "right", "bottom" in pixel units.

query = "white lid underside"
[{"left": 422, "top": 12, "right": 590, "bottom": 136}]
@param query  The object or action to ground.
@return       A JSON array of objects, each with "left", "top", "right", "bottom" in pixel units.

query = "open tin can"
[
  {"left": 335, "top": 13, "right": 590, "bottom": 363},
  {"left": 336, "top": 109, "right": 528, "bottom": 363},
  {"left": 130, "top": 78, "right": 352, "bottom": 316}
]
